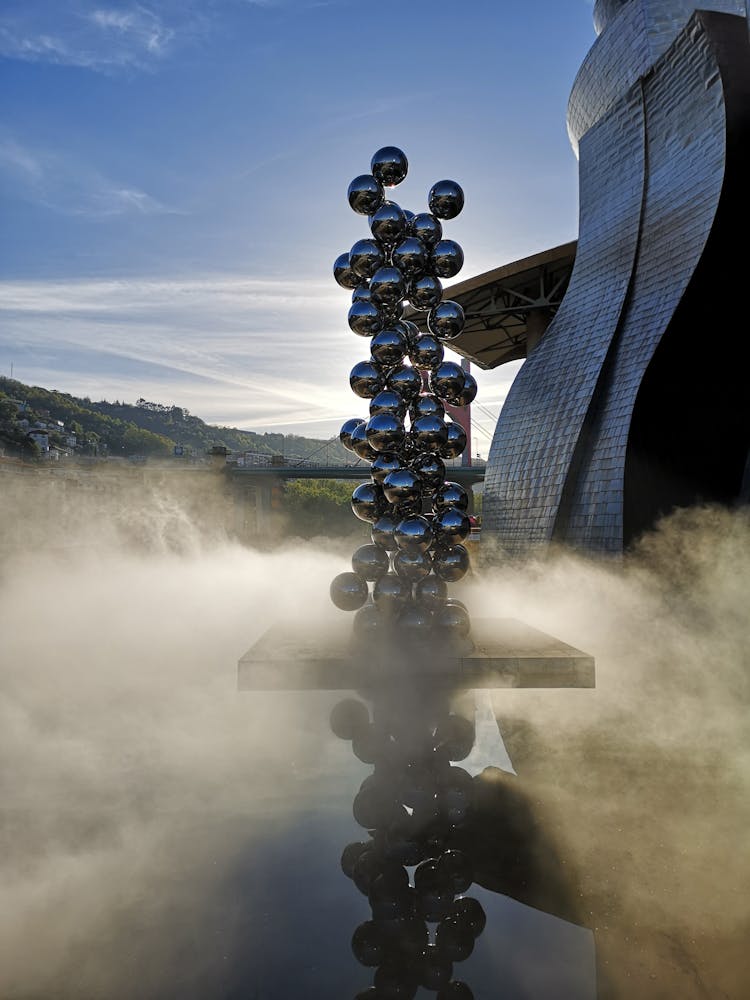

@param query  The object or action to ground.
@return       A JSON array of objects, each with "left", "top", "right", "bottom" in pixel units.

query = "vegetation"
[{"left": 282, "top": 479, "right": 368, "bottom": 540}]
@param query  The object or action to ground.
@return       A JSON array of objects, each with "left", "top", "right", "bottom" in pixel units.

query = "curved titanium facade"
[{"left": 484, "top": 7, "right": 750, "bottom": 553}]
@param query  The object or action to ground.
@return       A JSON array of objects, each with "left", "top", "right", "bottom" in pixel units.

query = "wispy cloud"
[{"left": 0, "top": 136, "right": 180, "bottom": 218}]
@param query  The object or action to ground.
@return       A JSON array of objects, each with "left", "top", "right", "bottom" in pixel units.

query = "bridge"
[{"left": 228, "top": 462, "right": 485, "bottom": 487}]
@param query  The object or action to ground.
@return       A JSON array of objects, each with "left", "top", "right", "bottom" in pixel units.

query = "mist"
[{"left": 1, "top": 471, "right": 748, "bottom": 998}]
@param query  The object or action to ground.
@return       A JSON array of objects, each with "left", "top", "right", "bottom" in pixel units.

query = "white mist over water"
[{"left": 0, "top": 473, "right": 748, "bottom": 998}]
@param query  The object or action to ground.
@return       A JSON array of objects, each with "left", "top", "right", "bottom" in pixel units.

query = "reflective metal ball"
[
  {"left": 393, "top": 550, "right": 432, "bottom": 582},
  {"left": 428, "top": 179, "right": 465, "bottom": 220},
  {"left": 350, "top": 238, "right": 385, "bottom": 279},
  {"left": 351, "top": 283, "right": 372, "bottom": 305},
  {"left": 451, "top": 371, "right": 477, "bottom": 407},
  {"left": 433, "top": 506, "right": 471, "bottom": 546},
  {"left": 370, "top": 451, "right": 404, "bottom": 484},
  {"left": 369, "top": 388, "right": 406, "bottom": 418},
  {"left": 351, "top": 482, "right": 386, "bottom": 522},
  {"left": 433, "top": 481, "right": 469, "bottom": 512},
  {"left": 397, "top": 602, "right": 433, "bottom": 637},
  {"left": 371, "top": 512, "right": 400, "bottom": 550},
  {"left": 349, "top": 421, "right": 378, "bottom": 461},
  {"left": 408, "top": 274, "right": 443, "bottom": 311},
  {"left": 383, "top": 467, "right": 422, "bottom": 505},
  {"left": 350, "top": 360, "right": 385, "bottom": 398},
  {"left": 410, "top": 212, "right": 443, "bottom": 248},
  {"left": 414, "top": 575, "right": 448, "bottom": 610},
  {"left": 386, "top": 364, "right": 422, "bottom": 402},
  {"left": 340, "top": 417, "right": 365, "bottom": 452},
  {"left": 365, "top": 412, "right": 405, "bottom": 453},
  {"left": 410, "top": 394, "right": 445, "bottom": 420},
  {"left": 348, "top": 174, "right": 385, "bottom": 215},
  {"left": 334, "top": 252, "right": 361, "bottom": 290},
  {"left": 370, "top": 327, "right": 407, "bottom": 368},
  {"left": 399, "top": 319, "right": 420, "bottom": 350},
  {"left": 348, "top": 300, "right": 383, "bottom": 337},
  {"left": 432, "top": 544, "right": 470, "bottom": 582},
  {"left": 330, "top": 572, "right": 369, "bottom": 611},
  {"left": 428, "top": 300, "right": 465, "bottom": 341},
  {"left": 429, "top": 361, "right": 465, "bottom": 401},
  {"left": 440, "top": 420, "right": 467, "bottom": 459},
  {"left": 394, "top": 515, "right": 434, "bottom": 553},
  {"left": 412, "top": 453, "right": 446, "bottom": 492},
  {"left": 409, "top": 334, "right": 444, "bottom": 371},
  {"left": 352, "top": 543, "right": 390, "bottom": 580},
  {"left": 391, "top": 237, "right": 428, "bottom": 280},
  {"left": 410, "top": 414, "right": 448, "bottom": 453},
  {"left": 369, "top": 266, "right": 406, "bottom": 311},
  {"left": 431, "top": 239, "right": 464, "bottom": 279},
  {"left": 370, "top": 201, "right": 407, "bottom": 245},
  {"left": 353, "top": 603, "right": 382, "bottom": 639},
  {"left": 434, "top": 601, "right": 471, "bottom": 639},
  {"left": 373, "top": 572, "right": 411, "bottom": 614},
  {"left": 371, "top": 146, "right": 408, "bottom": 187}
]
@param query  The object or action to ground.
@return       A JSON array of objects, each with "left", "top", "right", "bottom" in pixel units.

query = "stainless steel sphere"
[
  {"left": 383, "top": 467, "right": 422, "bottom": 505},
  {"left": 373, "top": 572, "right": 411, "bottom": 615},
  {"left": 391, "top": 237, "right": 428, "bottom": 280},
  {"left": 340, "top": 417, "right": 365, "bottom": 452},
  {"left": 409, "top": 334, "right": 444, "bottom": 371},
  {"left": 369, "top": 388, "right": 406, "bottom": 418},
  {"left": 414, "top": 575, "right": 448, "bottom": 610},
  {"left": 410, "top": 394, "right": 445, "bottom": 420},
  {"left": 348, "top": 174, "right": 385, "bottom": 215},
  {"left": 348, "top": 300, "right": 383, "bottom": 337},
  {"left": 440, "top": 420, "right": 467, "bottom": 459},
  {"left": 397, "top": 602, "right": 433, "bottom": 637},
  {"left": 427, "top": 300, "right": 465, "bottom": 341},
  {"left": 353, "top": 603, "right": 382, "bottom": 639},
  {"left": 350, "top": 360, "right": 385, "bottom": 398},
  {"left": 451, "top": 370, "right": 477, "bottom": 407},
  {"left": 399, "top": 319, "right": 420, "bottom": 350},
  {"left": 370, "top": 327, "right": 407, "bottom": 368},
  {"left": 412, "top": 453, "right": 446, "bottom": 492},
  {"left": 394, "top": 515, "right": 434, "bottom": 553},
  {"left": 430, "top": 239, "right": 464, "bottom": 279},
  {"left": 407, "top": 274, "right": 443, "bottom": 311},
  {"left": 428, "top": 179, "right": 464, "bottom": 220},
  {"left": 334, "top": 252, "right": 361, "bottom": 289},
  {"left": 371, "top": 512, "right": 399, "bottom": 550},
  {"left": 350, "top": 238, "right": 385, "bottom": 279},
  {"left": 409, "top": 414, "right": 448, "bottom": 453},
  {"left": 433, "top": 506, "right": 471, "bottom": 546},
  {"left": 351, "top": 482, "right": 386, "bottom": 523},
  {"left": 370, "top": 451, "right": 404, "bottom": 484},
  {"left": 432, "top": 544, "right": 470, "bottom": 582},
  {"left": 371, "top": 147, "right": 408, "bottom": 187},
  {"left": 351, "top": 283, "right": 372, "bottom": 305},
  {"left": 386, "top": 364, "right": 422, "bottom": 402},
  {"left": 330, "top": 572, "right": 369, "bottom": 611},
  {"left": 429, "top": 361, "right": 465, "bottom": 401},
  {"left": 393, "top": 549, "right": 432, "bottom": 582},
  {"left": 410, "top": 212, "right": 443, "bottom": 248},
  {"left": 370, "top": 201, "right": 407, "bottom": 245},
  {"left": 349, "top": 421, "right": 378, "bottom": 461},
  {"left": 365, "top": 412, "right": 405, "bottom": 453},
  {"left": 433, "top": 601, "right": 471, "bottom": 639},
  {"left": 352, "top": 543, "right": 390, "bottom": 581},
  {"left": 370, "top": 266, "right": 406, "bottom": 311},
  {"left": 433, "top": 481, "right": 469, "bottom": 512}
]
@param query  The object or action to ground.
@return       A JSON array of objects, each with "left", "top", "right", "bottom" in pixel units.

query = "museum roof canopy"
[{"left": 410, "top": 240, "right": 577, "bottom": 369}]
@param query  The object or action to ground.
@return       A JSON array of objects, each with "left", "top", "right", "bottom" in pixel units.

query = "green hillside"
[{"left": 0, "top": 376, "right": 349, "bottom": 463}]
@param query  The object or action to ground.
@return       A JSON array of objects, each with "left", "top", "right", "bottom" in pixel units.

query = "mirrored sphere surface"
[
  {"left": 412, "top": 453, "right": 446, "bottom": 492},
  {"left": 348, "top": 301, "right": 383, "bottom": 337},
  {"left": 393, "top": 550, "right": 432, "bottom": 581},
  {"left": 370, "top": 266, "right": 406, "bottom": 310},
  {"left": 373, "top": 572, "right": 411, "bottom": 614},
  {"left": 410, "top": 414, "right": 448, "bottom": 452},
  {"left": 410, "top": 212, "right": 443, "bottom": 248},
  {"left": 350, "top": 421, "right": 379, "bottom": 461},
  {"left": 431, "top": 240, "right": 464, "bottom": 279},
  {"left": 434, "top": 601, "right": 471, "bottom": 639},
  {"left": 365, "top": 412, "right": 405, "bottom": 452},
  {"left": 394, "top": 515, "right": 434, "bottom": 553},
  {"left": 410, "top": 394, "right": 445, "bottom": 420},
  {"left": 452, "top": 371, "right": 477, "bottom": 407},
  {"left": 433, "top": 481, "right": 469, "bottom": 512},
  {"left": 371, "top": 146, "right": 408, "bottom": 187},
  {"left": 352, "top": 283, "right": 372, "bottom": 305},
  {"left": 352, "top": 544, "right": 390, "bottom": 580},
  {"left": 371, "top": 513, "right": 400, "bottom": 550},
  {"left": 350, "top": 360, "right": 385, "bottom": 398},
  {"left": 432, "top": 544, "right": 470, "bottom": 582},
  {"left": 351, "top": 482, "right": 386, "bottom": 522},
  {"left": 409, "top": 334, "right": 444, "bottom": 371},
  {"left": 353, "top": 603, "right": 383, "bottom": 639},
  {"left": 350, "top": 238, "right": 386, "bottom": 279},
  {"left": 429, "top": 362, "right": 465, "bottom": 401},
  {"left": 370, "top": 328, "right": 408, "bottom": 368},
  {"left": 370, "top": 388, "right": 406, "bottom": 417},
  {"left": 370, "top": 201, "right": 407, "bottom": 245},
  {"left": 434, "top": 506, "right": 471, "bottom": 546},
  {"left": 392, "top": 237, "right": 428, "bottom": 280},
  {"left": 428, "top": 179, "right": 465, "bottom": 220},
  {"left": 340, "top": 417, "right": 365, "bottom": 452},
  {"left": 383, "top": 467, "right": 422, "bottom": 505},
  {"left": 386, "top": 364, "right": 422, "bottom": 401},
  {"left": 399, "top": 319, "right": 421, "bottom": 350},
  {"left": 440, "top": 421, "right": 468, "bottom": 459},
  {"left": 397, "top": 602, "right": 433, "bottom": 637},
  {"left": 330, "top": 572, "right": 369, "bottom": 611},
  {"left": 334, "top": 252, "right": 361, "bottom": 289},
  {"left": 428, "top": 300, "right": 465, "bottom": 341},
  {"left": 370, "top": 451, "right": 404, "bottom": 484},
  {"left": 348, "top": 174, "right": 385, "bottom": 215},
  {"left": 415, "top": 575, "right": 448, "bottom": 610},
  {"left": 408, "top": 274, "right": 443, "bottom": 311}
]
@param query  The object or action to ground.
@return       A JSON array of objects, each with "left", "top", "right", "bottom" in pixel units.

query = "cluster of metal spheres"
[{"left": 330, "top": 147, "right": 476, "bottom": 643}]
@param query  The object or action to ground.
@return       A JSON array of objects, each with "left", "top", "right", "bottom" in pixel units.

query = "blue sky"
[{"left": 0, "top": 1, "right": 596, "bottom": 450}]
